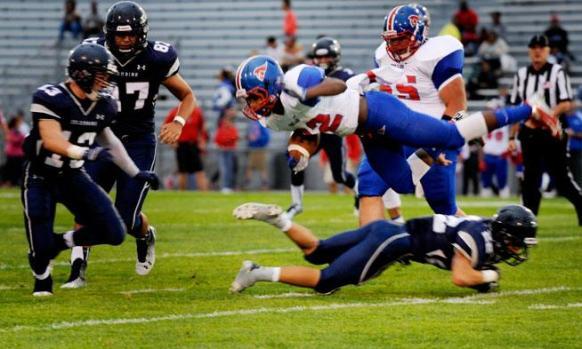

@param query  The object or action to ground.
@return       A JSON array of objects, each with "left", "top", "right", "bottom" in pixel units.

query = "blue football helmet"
[
  {"left": 235, "top": 55, "right": 284, "bottom": 120},
  {"left": 381, "top": 4, "right": 427, "bottom": 62},
  {"left": 410, "top": 3, "right": 431, "bottom": 36},
  {"left": 104, "top": 1, "right": 149, "bottom": 59},
  {"left": 67, "top": 43, "right": 118, "bottom": 100},
  {"left": 491, "top": 204, "right": 538, "bottom": 266}
]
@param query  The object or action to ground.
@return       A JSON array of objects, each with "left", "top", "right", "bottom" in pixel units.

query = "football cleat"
[
  {"left": 61, "top": 258, "right": 87, "bottom": 289},
  {"left": 230, "top": 260, "right": 259, "bottom": 293},
  {"left": 33, "top": 275, "right": 53, "bottom": 297},
  {"left": 528, "top": 93, "right": 562, "bottom": 138},
  {"left": 136, "top": 226, "right": 156, "bottom": 276},
  {"left": 233, "top": 203, "right": 284, "bottom": 222},
  {"left": 285, "top": 203, "right": 303, "bottom": 220}
]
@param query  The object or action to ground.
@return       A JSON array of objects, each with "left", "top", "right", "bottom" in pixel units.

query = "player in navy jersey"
[
  {"left": 22, "top": 43, "right": 159, "bottom": 296},
  {"left": 286, "top": 37, "right": 358, "bottom": 219},
  {"left": 231, "top": 203, "right": 537, "bottom": 294},
  {"left": 64, "top": 1, "right": 197, "bottom": 288}
]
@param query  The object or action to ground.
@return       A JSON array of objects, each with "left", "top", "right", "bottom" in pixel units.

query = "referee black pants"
[{"left": 519, "top": 126, "right": 582, "bottom": 225}]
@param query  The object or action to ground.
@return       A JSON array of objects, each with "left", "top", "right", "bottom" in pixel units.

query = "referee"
[{"left": 509, "top": 34, "right": 582, "bottom": 226}]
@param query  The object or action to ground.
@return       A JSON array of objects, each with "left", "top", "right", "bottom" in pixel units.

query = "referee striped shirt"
[{"left": 510, "top": 62, "right": 572, "bottom": 108}]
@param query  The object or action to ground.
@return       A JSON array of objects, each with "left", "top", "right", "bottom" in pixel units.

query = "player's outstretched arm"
[
  {"left": 96, "top": 127, "right": 160, "bottom": 189},
  {"left": 438, "top": 76, "right": 467, "bottom": 118},
  {"left": 286, "top": 77, "right": 347, "bottom": 101},
  {"left": 451, "top": 250, "right": 499, "bottom": 288},
  {"left": 38, "top": 119, "right": 104, "bottom": 161},
  {"left": 160, "top": 73, "right": 197, "bottom": 144}
]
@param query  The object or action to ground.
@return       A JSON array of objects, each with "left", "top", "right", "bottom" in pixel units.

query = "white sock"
[
  {"left": 290, "top": 184, "right": 304, "bottom": 206},
  {"left": 252, "top": 266, "right": 281, "bottom": 282},
  {"left": 407, "top": 153, "right": 431, "bottom": 187},
  {"left": 456, "top": 112, "right": 488, "bottom": 141},
  {"left": 275, "top": 214, "right": 293, "bottom": 232},
  {"left": 63, "top": 231, "right": 75, "bottom": 248},
  {"left": 71, "top": 246, "right": 84, "bottom": 262}
]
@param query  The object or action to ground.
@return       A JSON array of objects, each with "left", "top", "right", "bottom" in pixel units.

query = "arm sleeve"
[
  {"left": 96, "top": 127, "right": 140, "bottom": 177},
  {"left": 510, "top": 72, "right": 521, "bottom": 105},
  {"left": 556, "top": 68, "right": 573, "bottom": 102},
  {"left": 30, "top": 88, "right": 63, "bottom": 122},
  {"left": 157, "top": 44, "right": 180, "bottom": 79},
  {"left": 296, "top": 66, "right": 326, "bottom": 90},
  {"left": 452, "top": 229, "right": 489, "bottom": 269},
  {"left": 431, "top": 49, "right": 464, "bottom": 90}
]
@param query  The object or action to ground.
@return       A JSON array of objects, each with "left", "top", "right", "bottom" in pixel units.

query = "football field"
[{"left": 0, "top": 190, "right": 580, "bottom": 348}]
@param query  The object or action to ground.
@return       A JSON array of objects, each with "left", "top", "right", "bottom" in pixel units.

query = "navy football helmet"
[
  {"left": 381, "top": 4, "right": 427, "bottom": 62},
  {"left": 491, "top": 205, "right": 538, "bottom": 266},
  {"left": 235, "top": 55, "right": 284, "bottom": 121},
  {"left": 311, "top": 37, "right": 341, "bottom": 75},
  {"left": 67, "top": 43, "right": 118, "bottom": 99},
  {"left": 104, "top": 1, "right": 149, "bottom": 58}
]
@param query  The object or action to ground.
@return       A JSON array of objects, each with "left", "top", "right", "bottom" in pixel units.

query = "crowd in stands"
[{"left": 58, "top": 0, "right": 104, "bottom": 42}]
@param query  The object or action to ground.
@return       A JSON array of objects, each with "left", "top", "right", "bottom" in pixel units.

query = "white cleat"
[
  {"left": 233, "top": 203, "right": 284, "bottom": 222},
  {"left": 136, "top": 226, "right": 156, "bottom": 276},
  {"left": 60, "top": 277, "right": 86, "bottom": 289},
  {"left": 61, "top": 258, "right": 87, "bottom": 289},
  {"left": 285, "top": 203, "right": 303, "bottom": 220},
  {"left": 230, "top": 260, "right": 258, "bottom": 293}
]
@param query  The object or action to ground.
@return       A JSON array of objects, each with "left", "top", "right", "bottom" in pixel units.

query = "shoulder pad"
[
  {"left": 416, "top": 36, "right": 463, "bottom": 62},
  {"left": 374, "top": 42, "right": 388, "bottom": 66}
]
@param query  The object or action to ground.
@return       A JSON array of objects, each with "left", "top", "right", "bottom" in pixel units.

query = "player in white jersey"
[
  {"left": 234, "top": 55, "right": 558, "bottom": 198},
  {"left": 359, "top": 4, "right": 469, "bottom": 227}
]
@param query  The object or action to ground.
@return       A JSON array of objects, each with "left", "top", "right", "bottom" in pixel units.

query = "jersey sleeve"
[
  {"left": 153, "top": 42, "right": 180, "bottom": 80},
  {"left": 431, "top": 49, "right": 464, "bottom": 90},
  {"left": 30, "top": 85, "right": 64, "bottom": 122},
  {"left": 452, "top": 224, "right": 494, "bottom": 269},
  {"left": 284, "top": 65, "right": 325, "bottom": 107}
]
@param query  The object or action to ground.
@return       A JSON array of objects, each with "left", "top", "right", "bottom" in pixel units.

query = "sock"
[
  {"left": 494, "top": 105, "right": 532, "bottom": 127},
  {"left": 71, "top": 246, "right": 84, "bottom": 262},
  {"left": 456, "top": 112, "right": 489, "bottom": 141},
  {"left": 63, "top": 231, "right": 75, "bottom": 248},
  {"left": 290, "top": 184, "right": 304, "bottom": 206},
  {"left": 406, "top": 153, "right": 431, "bottom": 187},
  {"left": 251, "top": 266, "right": 281, "bottom": 282},
  {"left": 274, "top": 214, "right": 292, "bottom": 232}
]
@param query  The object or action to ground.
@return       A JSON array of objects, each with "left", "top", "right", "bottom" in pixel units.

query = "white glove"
[{"left": 287, "top": 144, "right": 311, "bottom": 174}]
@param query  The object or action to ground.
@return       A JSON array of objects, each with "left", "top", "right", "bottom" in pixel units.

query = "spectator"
[
  {"left": 481, "top": 97, "right": 511, "bottom": 198},
  {"left": 454, "top": 0, "right": 479, "bottom": 55},
  {"left": 214, "top": 109, "right": 239, "bottom": 194},
  {"left": 244, "top": 120, "right": 270, "bottom": 190},
  {"left": 544, "top": 13, "right": 571, "bottom": 59},
  {"left": 282, "top": 0, "right": 297, "bottom": 37},
  {"left": 439, "top": 16, "right": 461, "bottom": 41},
  {"left": 478, "top": 29, "right": 509, "bottom": 72},
  {"left": 83, "top": 0, "right": 104, "bottom": 39},
  {"left": 58, "top": 0, "right": 82, "bottom": 42},
  {"left": 280, "top": 35, "right": 304, "bottom": 71},
  {"left": 467, "top": 60, "right": 499, "bottom": 99},
  {"left": 2, "top": 117, "right": 26, "bottom": 187},
  {"left": 564, "top": 110, "right": 582, "bottom": 187},
  {"left": 265, "top": 36, "right": 282, "bottom": 61},
  {"left": 487, "top": 11, "right": 507, "bottom": 40},
  {"left": 460, "top": 140, "right": 481, "bottom": 196},
  {"left": 212, "top": 67, "right": 236, "bottom": 124},
  {"left": 163, "top": 106, "right": 209, "bottom": 191}
]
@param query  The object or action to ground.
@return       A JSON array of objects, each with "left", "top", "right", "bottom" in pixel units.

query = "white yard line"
[
  {"left": 254, "top": 292, "right": 318, "bottom": 299},
  {"left": 0, "top": 285, "right": 22, "bottom": 291},
  {"left": 119, "top": 288, "right": 186, "bottom": 296},
  {"left": 0, "top": 248, "right": 296, "bottom": 270},
  {"left": 528, "top": 303, "right": 582, "bottom": 310},
  {"left": 539, "top": 236, "right": 581, "bottom": 242},
  {"left": 2, "top": 286, "right": 576, "bottom": 333}
]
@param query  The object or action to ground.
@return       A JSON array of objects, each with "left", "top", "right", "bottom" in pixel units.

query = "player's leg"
[
  {"left": 114, "top": 135, "right": 157, "bottom": 275},
  {"left": 321, "top": 134, "right": 356, "bottom": 189},
  {"left": 519, "top": 127, "right": 545, "bottom": 215},
  {"left": 287, "top": 169, "right": 305, "bottom": 219},
  {"left": 363, "top": 91, "right": 540, "bottom": 150},
  {"left": 21, "top": 164, "right": 58, "bottom": 296},
  {"left": 357, "top": 156, "right": 389, "bottom": 226},
  {"left": 64, "top": 155, "right": 116, "bottom": 287},
  {"left": 481, "top": 154, "right": 496, "bottom": 197},
  {"left": 496, "top": 156, "right": 510, "bottom": 198},
  {"left": 418, "top": 149, "right": 460, "bottom": 215}
]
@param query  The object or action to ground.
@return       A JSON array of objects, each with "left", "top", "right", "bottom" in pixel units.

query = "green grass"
[{"left": 0, "top": 189, "right": 580, "bottom": 348}]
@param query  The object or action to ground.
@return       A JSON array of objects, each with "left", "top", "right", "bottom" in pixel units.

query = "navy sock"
[{"left": 494, "top": 105, "right": 532, "bottom": 127}]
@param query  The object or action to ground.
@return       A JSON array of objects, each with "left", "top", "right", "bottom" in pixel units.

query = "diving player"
[
  {"left": 23, "top": 43, "right": 159, "bottom": 296},
  {"left": 64, "top": 1, "right": 197, "bottom": 288},
  {"left": 231, "top": 203, "right": 537, "bottom": 294},
  {"left": 360, "top": 3, "right": 468, "bottom": 226},
  {"left": 235, "top": 54, "right": 558, "bottom": 200},
  {"left": 286, "top": 37, "right": 357, "bottom": 219}
]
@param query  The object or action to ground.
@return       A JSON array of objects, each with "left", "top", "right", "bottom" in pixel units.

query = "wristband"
[
  {"left": 66, "top": 145, "right": 88, "bottom": 160},
  {"left": 481, "top": 269, "right": 499, "bottom": 283},
  {"left": 173, "top": 115, "right": 186, "bottom": 126},
  {"left": 287, "top": 144, "right": 310, "bottom": 158}
]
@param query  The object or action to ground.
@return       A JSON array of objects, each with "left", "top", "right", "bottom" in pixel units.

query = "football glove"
[
  {"left": 286, "top": 151, "right": 309, "bottom": 174},
  {"left": 134, "top": 171, "right": 160, "bottom": 190},
  {"left": 82, "top": 147, "right": 112, "bottom": 162}
]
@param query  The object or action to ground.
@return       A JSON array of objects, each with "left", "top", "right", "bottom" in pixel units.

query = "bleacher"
[{"left": 1, "top": 0, "right": 581, "bottom": 180}]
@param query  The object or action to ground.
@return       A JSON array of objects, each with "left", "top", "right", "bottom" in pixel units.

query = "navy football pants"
[
  {"left": 86, "top": 133, "right": 156, "bottom": 237},
  {"left": 21, "top": 163, "right": 125, "bottom": 275},
  {"left": 305, "top": 220, "right": 412, "bottom": 294}
]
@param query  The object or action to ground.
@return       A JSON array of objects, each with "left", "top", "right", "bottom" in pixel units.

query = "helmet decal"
[{"left": 253, "top": 62, "right": 268, "bottom": 82}]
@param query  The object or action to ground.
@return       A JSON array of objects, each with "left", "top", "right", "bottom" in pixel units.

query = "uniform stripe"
[
  {"left": 130, "top": 140, "right": 157, "bottom": 230},
  {"left": 30, "top": 104, "right": 61, "bottom": 119},
  {"left": 387, "top": 6, "right": 402, "bottom": 32},
  {"left": 359, "top": 232, "right": 409, "bottom": 283},
  {"left": 510, "top": 63, "right": 572, "bottom": 108},
  {"left": 165, "top": 57, "right": 180, "bottom": 78},
  {"left": 22, "top": 163, "right": 35, "bottom": 255}
]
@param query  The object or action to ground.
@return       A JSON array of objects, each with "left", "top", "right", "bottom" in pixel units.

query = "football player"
[
  {"left": 235, "top": 55, "right": 558, "bottom": 201},
  {"left": 231, "top": 203, "right": 537, "bottom": 294},
  {"left": 23, "top": 43, "right": 159, "bottom": 296},
  {"left": 286, "top": 37, "right": 357, "bottom": 219},
  {"left": 359, "top": 3, "right": 468, "bottom": 227},
  {"left": 64, "top": 1, "right": 196, "bottom": 288}
]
